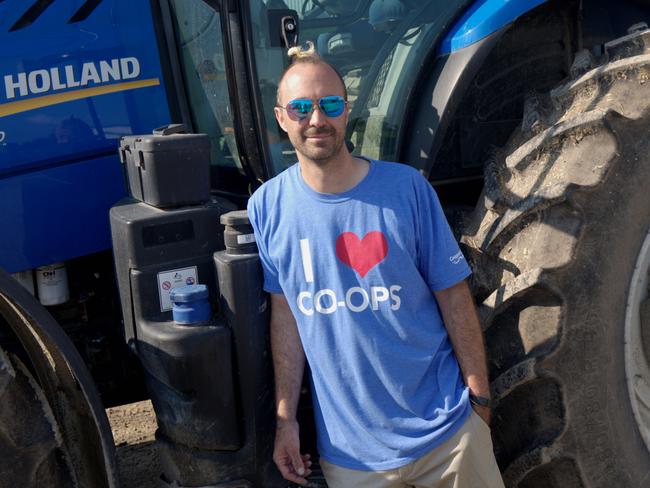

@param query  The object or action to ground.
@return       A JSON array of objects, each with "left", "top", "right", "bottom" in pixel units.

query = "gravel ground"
[
  {"left": 106, "top": 400, "right": 325, "bottom": 488},
  {"left": 106, "top": 400, "right": 161, "bottom": 488}
]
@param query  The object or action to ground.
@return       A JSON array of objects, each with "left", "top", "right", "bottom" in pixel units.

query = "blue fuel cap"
[{"left": 170, "top": 284, "right": 211, "bottom": 324}]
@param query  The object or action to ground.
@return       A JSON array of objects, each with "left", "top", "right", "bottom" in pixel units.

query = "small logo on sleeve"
[{"left": 450, "top": 251, "right": 464, "bottom": 265}]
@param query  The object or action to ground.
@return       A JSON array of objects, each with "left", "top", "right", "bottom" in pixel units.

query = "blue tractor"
[{"left": 1, "top": 0, "right": 649, "bottom": 486}]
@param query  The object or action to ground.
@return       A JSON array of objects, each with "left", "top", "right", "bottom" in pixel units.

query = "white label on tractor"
[
  {"left": 157, "top": 266, "right": 198, "bottom": 312},
  {"left": 237, "top": 233, "right": 256, "bottom": 245}
]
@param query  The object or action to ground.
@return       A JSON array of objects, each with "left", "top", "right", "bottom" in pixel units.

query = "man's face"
[{"left": 275, "top": 62, "right": 348, "bottom": 165}]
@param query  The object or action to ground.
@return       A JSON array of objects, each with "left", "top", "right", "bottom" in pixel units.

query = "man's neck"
[{"left": 298, "top": 152, "right": 370, "bottom": 194}]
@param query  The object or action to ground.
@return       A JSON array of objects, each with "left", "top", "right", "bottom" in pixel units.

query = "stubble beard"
[{"left": 292, "top": 127, "right": 345, "bottom": 166}]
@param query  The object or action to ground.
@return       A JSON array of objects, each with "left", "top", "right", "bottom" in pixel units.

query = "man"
[{"left": 247, "top": 42, "right": 504, "bottom": 488}]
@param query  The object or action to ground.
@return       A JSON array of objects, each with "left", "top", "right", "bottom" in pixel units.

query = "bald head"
[
  {"left": 276, "top": 41, "right": 348, "bottom": 105},
  {"left": 277, "top": 61, "right": 347, "bottom": 107}
]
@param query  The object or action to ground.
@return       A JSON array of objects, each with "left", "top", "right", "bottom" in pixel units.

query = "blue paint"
[
  {"left": 0, "top": 0, "right": 172, "bottom": 271},
  {"left": 0, "top": 154, "right": 127, "bottom": 273},
  {"left": 439, "top": 0, "right": 548, "bottom": 54}
]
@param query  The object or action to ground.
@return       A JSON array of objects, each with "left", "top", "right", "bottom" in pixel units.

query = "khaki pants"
[{"left": 320, "top": 411, "right": 504, "bottom": 488}]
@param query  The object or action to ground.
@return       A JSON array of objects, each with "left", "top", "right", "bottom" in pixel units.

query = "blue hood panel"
[
  {"left": 0, "top": 0, "right": 171, "bottom": 272},
  {"left": 439, "top": 0, "right": 548, "bottom": 54}
]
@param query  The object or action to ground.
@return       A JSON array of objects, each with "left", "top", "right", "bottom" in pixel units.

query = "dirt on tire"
[{"left": 107, "top": 400, "right": 161, "bottom": 488}]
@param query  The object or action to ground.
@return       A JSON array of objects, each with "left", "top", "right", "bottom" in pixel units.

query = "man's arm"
[
  {"left": 434, "top": 280, "right": 492, "bottom": 423},
  {"left": 270, "top": 293, "right": 311, "bottom": 485}
]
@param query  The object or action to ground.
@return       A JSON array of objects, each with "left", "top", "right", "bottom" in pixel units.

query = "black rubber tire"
[
  {"left": 462, "top": 30, "right": 650, "bottom": 487},
  {"left": 0, "top": 346, "right": 75, "bottom": 487}
]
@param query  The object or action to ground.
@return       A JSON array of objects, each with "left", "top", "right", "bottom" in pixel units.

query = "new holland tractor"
[{"left": 1, "top": 0, "right": 649, "bottom": 486}]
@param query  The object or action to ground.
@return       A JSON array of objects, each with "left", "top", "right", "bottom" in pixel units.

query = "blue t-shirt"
[{"left": 247, "top": 160, "right": 472, "bottom": 471}]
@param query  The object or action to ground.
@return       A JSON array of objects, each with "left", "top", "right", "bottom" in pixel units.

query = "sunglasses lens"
[
  {"left": 284, "top": 97, "right": 345, "bottom": 120},
  {"left": 320, "top": 96, "right": 345, "bottom": 117},
  {"left": 286, "top": 99, "right": 313, "bottom": 119}
]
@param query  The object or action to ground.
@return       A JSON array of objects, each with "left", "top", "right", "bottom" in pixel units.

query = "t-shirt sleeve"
[
  {"left": 414, "top": 173, "right": 472, "bottom": 291},
  {"left": 247, "top": 195, "right": 283, "bottom": 294}
]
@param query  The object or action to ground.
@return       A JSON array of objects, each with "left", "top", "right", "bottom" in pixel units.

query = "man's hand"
[{"left": 273, "top": 418, "right": 312, "bottom": 485}]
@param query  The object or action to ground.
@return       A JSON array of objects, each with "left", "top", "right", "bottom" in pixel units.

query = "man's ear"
[{"left": 274, "top": 107, "right": 288, "bottom": 133}]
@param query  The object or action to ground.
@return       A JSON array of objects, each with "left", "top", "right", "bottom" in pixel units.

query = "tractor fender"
[
  {"left": 400, "top": 1, "right": 570, "bottom": 178},
  {"left": 398, "top": 26, "right": 506, "bottom": 176}
]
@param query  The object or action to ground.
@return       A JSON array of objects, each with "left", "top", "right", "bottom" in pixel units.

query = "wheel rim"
[{"left": 625, "top": 228, "right": 650, "bottom": 453}]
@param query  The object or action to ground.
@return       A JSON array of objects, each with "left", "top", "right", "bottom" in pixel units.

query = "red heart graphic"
[{"left": 335, "top": 231, "right": 388, "bottom": 277}]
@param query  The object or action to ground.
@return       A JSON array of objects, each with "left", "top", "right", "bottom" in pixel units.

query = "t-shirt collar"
[{"left": 295, "top": 156, "right": 376, "bottom": 203}]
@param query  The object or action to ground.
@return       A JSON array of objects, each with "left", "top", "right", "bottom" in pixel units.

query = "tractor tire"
[
  {"left": 0, "top": 346, "right": 75, "bottom": 487},
  {"left": 461, "top": 29, "right": 650, "bottom": 487}
]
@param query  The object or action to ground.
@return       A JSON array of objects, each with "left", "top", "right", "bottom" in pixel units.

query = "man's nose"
[{"left": 308, "top": 105, "right": 328, "bottom": 126}]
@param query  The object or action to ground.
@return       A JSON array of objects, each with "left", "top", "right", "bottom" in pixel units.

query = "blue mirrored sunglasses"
[{"left": 278, "top": 96, "right": 347, "bottom": 121}]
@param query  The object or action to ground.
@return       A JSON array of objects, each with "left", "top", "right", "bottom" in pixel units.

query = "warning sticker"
[{"left": 157, "top": 266, "right": 198, "bottom": 312}]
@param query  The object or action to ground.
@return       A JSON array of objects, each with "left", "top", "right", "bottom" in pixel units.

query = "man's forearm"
[
  {"left": 269, "top": 294, "right": 311, "bottom": 483},
  {"left": 434, "top": 280, "right": 490, "bottom": 399},
  {"left": 270, "top": 294, "right": 306, "bottom": 421}
]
